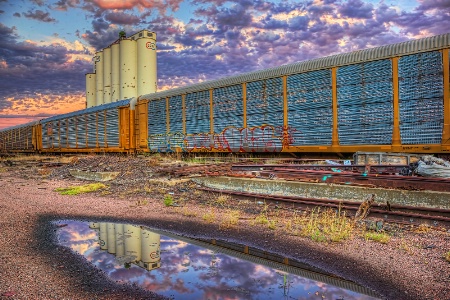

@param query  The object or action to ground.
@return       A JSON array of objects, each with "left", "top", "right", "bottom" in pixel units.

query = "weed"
[
  {"left": 215, "top": 194, "right": 229, "bottom": 206},
  {"left": 181, "top": 207, "right": 197, "bottom": 217},
  {"left": 220, "top": 209, "right": 240, "bottom": 228},
  {"left": 414, "top": 224, "right": 432, "bottom": 234},
  {"left": 203, "top": 209, "right": 216, "bottom": 223},
  {"left": 136, "top": 199, "right": 149, "bottom": 206},
  {"left": 399, "top": 240, "right": 415, "bottom": 255},
  {"left": 254, "top": 214, "right": 269, "bottom": 225},
  {"left": 444, "top": 251, "right": 450, "bottom": 262},
  {"left": 55, "top": 183, "right": 106, "bottom": 195},
  {"left": 164, "top": 194, "right": 174, "bottom": 207},
  {"left": 0, "top": 167, "right": 6, "bottom": 173},
  {"left": 311, "top": 229, "right": 327, "bottom": 242},
  {"left": 302, "top": 206, "right": 353, "bottom": 243},
  {"left": 144, "top": 186, "right": 154, "bottom": 193},
  {"left": 364, "top": 232, "right": 390, "bottom": 244},
  {"left": 268, "top": 219, "right": 277, "bottom": 230}
]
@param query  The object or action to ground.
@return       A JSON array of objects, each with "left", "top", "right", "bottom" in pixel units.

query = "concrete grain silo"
[
  {"left": 141, "top": 228, "right": 160, "bottom": 264},
  {"left": 106, "top": 222, "right": 116, "bottom": 254},
  {"left": 111, "top": 42, "right": 120, "bottom": 102},
  {"left": 136, "top": 31, "right": 157, "bottom": 96},
  {"left": 123, "top": 224, "right": 141, "bottom": 261},
  {"left": 103, "top": 47, "right": 112, "bottom": 104},
  {"left": 85, "top": 73, "right": 96, "bottom": 108},
  {"left": 119, "top": 38, "right": 137, "bottom": 100},
  {"left": 115, "top": 223, "right": 125, "bottom": 256},
  {"left": 94, "top": 51, "right": 104, "bottom": 106},
  {"left": 99, "top": 222, "right": 108, "bottom": 250},
  {"left": 86, "top": 30, "right": 157, "bottom": 106}
]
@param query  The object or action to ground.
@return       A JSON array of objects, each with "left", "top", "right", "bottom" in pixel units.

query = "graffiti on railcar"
[
  {"left": 148, "top": 132, "right": 186, "bottom": 152},
  {"left": 185, "top": 133, "right": 211, "bottom": 151},
  {"left": 147, "top": 125, "right": 298, "bottom": 153}
]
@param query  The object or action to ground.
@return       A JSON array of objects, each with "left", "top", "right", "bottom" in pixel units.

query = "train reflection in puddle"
[{"left": 56, "top": 220, "right": 379, "bottom": 300}]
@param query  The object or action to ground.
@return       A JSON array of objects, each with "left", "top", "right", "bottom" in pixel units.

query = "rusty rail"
[{"left": 198, "top": 187, "right": 450, "bottom": 229}]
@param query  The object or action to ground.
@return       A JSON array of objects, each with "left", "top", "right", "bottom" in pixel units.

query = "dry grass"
[
  {"left": 215, "top": 194, "right": 229, "bottom": 206},
  {"left": 202, "top": 208, "right": 216, "bottom": 223},
  {"left": 414, "top": 224, "right": 432, "bottom": 234},
  {"left": 54, "top": 183, "right": 107, "bottom": 195},
  {"left": 300, "top": 207, "right": 354, "bottom": 243},
  {"left": 398, "top": 239, "right": 415, "bottom": 255},
  {"left": 444, "top": 251, "right": 450, "bottom": 262},
  {"left": 220, "top": 209, "right": 240, "bottom": 228},
  {"left": 364, "top": 232, "right": 390, "bottom": 244}
]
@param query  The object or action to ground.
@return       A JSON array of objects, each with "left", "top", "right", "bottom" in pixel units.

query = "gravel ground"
[{"left": 0, "top": 155, "right": 449, "bottom": 300}]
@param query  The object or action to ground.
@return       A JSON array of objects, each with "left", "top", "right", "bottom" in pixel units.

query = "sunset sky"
[{"left": 0, "top": 0, "right": 449, "bottom": 129}]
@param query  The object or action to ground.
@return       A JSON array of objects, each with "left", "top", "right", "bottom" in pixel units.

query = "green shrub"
[{"left": 164, "top": 194, "right": 174, "bottom": 207}]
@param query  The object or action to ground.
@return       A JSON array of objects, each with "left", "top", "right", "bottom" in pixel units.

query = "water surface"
[{"left": 56, "top": 220, "right": 379, "bottom": 300}]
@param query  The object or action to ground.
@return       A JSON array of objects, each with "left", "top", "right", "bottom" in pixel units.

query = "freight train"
[{"left": 1, "top": 33, "right": 449, "bottom": 155}]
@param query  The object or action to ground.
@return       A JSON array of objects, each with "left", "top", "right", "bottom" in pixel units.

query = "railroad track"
[
  {"left": 198, "top": 187, "right": 450, "bottom": 229},
  {"left": 230, "top": 164, "right": 450, "bottom": 192}
]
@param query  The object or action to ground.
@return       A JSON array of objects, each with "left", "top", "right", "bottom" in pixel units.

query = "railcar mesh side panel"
[
  {"left": 52, "top": 120, "right": 60, "bottom": 148},
  {"left": 105, "top": 109, "right": 119, "bottom": 147},
  {"left": 76, "top": 115, "right": 86, "bottom": 148},
  {"left": 287, "top": 69, "right": 332, "bottom": 145},
  {"left": 41, "top": 122, "right": 51, "bottom": 149},
  {"left": 245, "top": 78, "right": 284, "bottom": 152},
  {"left": 185, "top": 91, "right": 210, "bottom": 134},
  {"left": 399, "top": 51, "right": 443, "bottom": 144},
  {"left": 87, "top": 113, "right": 97, "bottom": 148},
  {"left": 246, "top": 78, "right": 284, "bottom": 129},
  {"left": 337, "top": 59, "right": 393, "bottom": 145},
  {"left": 68, "top": 118, "right": 76, "bottom": 148},
  {"left": 148, "top": 98, "right": 167, "bottom": 151},
  {"left": 97, "top": 112, "right": 106, "bottom": 148},
  {"left": 60, "top": 119, "right": 67, "bottom": 148},
  {"left": 2, "top": 126, "right": 34, "bottom": 150},
  {"left": 213, "top": 84, "right": 243, "bottom": 151},
  {"left": 169, "top": 95, "right": 183, "bottom": 133}
]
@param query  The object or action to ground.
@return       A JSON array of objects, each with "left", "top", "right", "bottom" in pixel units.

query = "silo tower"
[{"left": 85, "top": 29, "right": 157, "bottom": 107}]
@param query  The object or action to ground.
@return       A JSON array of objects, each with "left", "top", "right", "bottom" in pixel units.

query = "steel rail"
[{"left": 198, "top": 187, "right": 450, "bottom": 228}]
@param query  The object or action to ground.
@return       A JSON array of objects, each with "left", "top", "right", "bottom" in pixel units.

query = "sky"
[{"left": 0, "top": 0, "right": 449, "bottom": 129}]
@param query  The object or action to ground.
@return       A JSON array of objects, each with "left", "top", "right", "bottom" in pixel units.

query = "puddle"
[{"left": 55, "top": 220, "right": 379, "bottom": 300}]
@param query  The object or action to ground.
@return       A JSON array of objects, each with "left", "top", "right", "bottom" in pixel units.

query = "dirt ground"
[{"left": 0, "top": 154, "right": 449, "bottom": 300}]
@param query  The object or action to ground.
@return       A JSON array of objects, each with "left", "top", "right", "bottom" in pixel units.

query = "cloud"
[
  {"left": 338, "top": 0, "right": 373, "bottom": 19},
  {"left": 90, "top": 0, "right": 184, "bottom": 14},
  {"left": 23, "top": 9, "right": 57, "bottom": 23},
  {"left": 0, "top": 23, "right": 92, "bottom": 118},
  {"left": 104, "top": 11, "right": 141, "bottom": 25},
  {"left": 53, "top": 0, "right": 80, "bottom": 11}
]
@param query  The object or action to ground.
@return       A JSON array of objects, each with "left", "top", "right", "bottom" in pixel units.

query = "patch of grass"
[
  {"left": 302, "top": 206, "right": 354, "bottom": 243},
  {"left": 364, "top": 232, "right": 390, "bottom": 244},
  {"left": 414, "top": 224, "right": 432, "bottom": 234},
  {"left": 0, "top": 167, "right": 7, "bottom": 173},
  {"left": 55, "top": 183, "right": 106, "bottom": 195},
  {"left": 267, "top": 219, "right": 277, "bottom": 230},
  {"left": 220, "top": 209, "right": 240, "bottom": 228},
  {"left": 202, "top": 209, "right": 216, "bottom": 223},
  {"left": 253, "top": 214, "right": 269, "bottom": 225},
  {"left": 215, "top": 194, "right": 229, "bottom": 206},
  {"left": 444, "top": 251, "right": 450, "bottom": 262},
  {"left": 180, "top": 207, "right": 197, "bottom": 217},
  {"left": 164, "top": 194, "right": 174, "bottom": 207}
]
